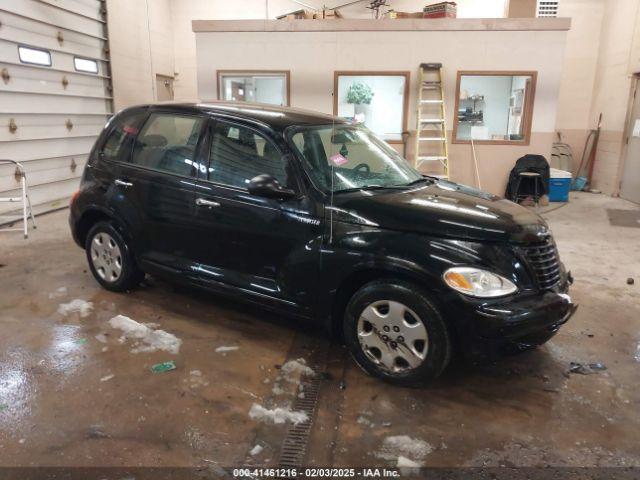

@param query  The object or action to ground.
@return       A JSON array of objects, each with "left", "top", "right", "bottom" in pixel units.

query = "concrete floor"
[{"left": 0, "top": 192, "right": 639, "bottom": 471}]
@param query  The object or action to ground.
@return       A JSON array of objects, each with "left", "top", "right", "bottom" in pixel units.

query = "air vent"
[{"left": 537, "top": 0, "right": 559, "bottom": 17}]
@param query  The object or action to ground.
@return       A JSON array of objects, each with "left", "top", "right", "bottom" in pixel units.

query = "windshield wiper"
[
  {"left": 404, "top": 177, "right": 436, "bottom": 187},
  {"left": 334, "top": 185, "right": 409, "bottom": 194}
]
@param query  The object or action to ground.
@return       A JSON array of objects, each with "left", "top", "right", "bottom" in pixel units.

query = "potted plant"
[{"left": 346, "top": 82, "right": 374, "bottom": 117}]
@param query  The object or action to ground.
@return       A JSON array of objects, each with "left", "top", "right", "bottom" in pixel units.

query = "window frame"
[
  {"left": 452, "top": 70, "right": 538, "bottom": 146},
  {"left": 73, "top": 56, "right": 99, "bottom": 74},
  {"left": 125, "top": 111, "right": 208, "bottom": 180},
  {"left": 216, "top": 70, "right": 291, "bottom": 107},
  {"left": 203, "top": 117, "right": 288, "bottom": 192},
  {"left": 17, "top": 45, "right": 52, "bottom": 67},
  {"left": 96, "top": 109, "right": 150, "bottom": 165},
  {"left": 333, "top": 71, "right": 411, "bottom": 145}
]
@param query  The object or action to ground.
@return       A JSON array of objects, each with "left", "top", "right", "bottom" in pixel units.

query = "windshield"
[{"left": 288, "top": 124, "right": 424, "bottom": 193}]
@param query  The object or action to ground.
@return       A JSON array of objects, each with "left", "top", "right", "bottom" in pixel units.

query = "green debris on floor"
[{"left": 150, "top": 361, "right": 176, "bottom": 373}]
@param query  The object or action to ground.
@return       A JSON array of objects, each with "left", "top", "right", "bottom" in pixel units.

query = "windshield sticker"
[{"left": 330, "top": 153, "right": 348, "bottom": 166}]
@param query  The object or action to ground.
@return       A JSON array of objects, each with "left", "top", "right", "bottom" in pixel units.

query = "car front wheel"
[
  {"left": 343, "top": 279, "right": 452, "bottom": 386},
  {"left": 85, "top": 221, "right": 144, "bottom": 292}
]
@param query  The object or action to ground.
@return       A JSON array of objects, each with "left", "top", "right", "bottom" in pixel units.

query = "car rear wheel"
[
  {"left": 343, "top": 279, "right": 452, "bottom": 386},
  {"left": 85, "top": 221, "right": 144, "bottom": 292}
]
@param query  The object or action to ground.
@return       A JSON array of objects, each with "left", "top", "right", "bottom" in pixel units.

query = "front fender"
[{"left": 317, "top": 221, "right": 534, "bottom": 330}]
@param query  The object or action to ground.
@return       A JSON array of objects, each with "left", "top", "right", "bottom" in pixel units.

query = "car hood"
[{"left": 328, "top": 180, "right": 548, "bottom": 243}]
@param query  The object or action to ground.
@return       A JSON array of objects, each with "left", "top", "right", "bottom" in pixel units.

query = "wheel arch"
[
  {"left": 75, "top": 208, "right": 113, "bottom": 248},
  {"left": 75, "top": 207, "right": 131, "bottom": 249},
  {"left": 330, "top": 265, "right": 445, "bottom": 339}
]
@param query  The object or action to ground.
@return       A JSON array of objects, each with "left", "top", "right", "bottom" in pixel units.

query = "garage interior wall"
[
  {"left": 193, "top": 20, "right": 569, "bottom": 196},
  {"left": 115, "top": 0, "right": 509, "bottom": 107},
  {"left": 0, "top": 0, "right": 113, "bottom": 216},
  {"left": 105, "top": 0, "right": 640, "bottom": 198},
  {"left": 586, "top": 0, "right": 640, "bottom": 195},
  {"left": 6, "top": 0, "right": 637, "bottom": 208}
]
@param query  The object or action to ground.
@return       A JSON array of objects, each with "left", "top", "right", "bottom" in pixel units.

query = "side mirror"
[{"left": 248, "top": 174, "right": 296, "bottom": 200}]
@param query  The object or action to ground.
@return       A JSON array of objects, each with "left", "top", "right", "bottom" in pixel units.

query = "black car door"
[
  {"left": 191, "top": 117, "right": 322, "bottom": 315},
  {"left": 111, "top": 110, "right": 206, "bottom": 274}
]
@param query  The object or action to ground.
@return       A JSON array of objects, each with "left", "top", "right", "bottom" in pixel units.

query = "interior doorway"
[
  {"left": 621, "top": 76, "right": 640, "bottom": 204},
  {"left": 155, "top": 74, "right": 174, "bottom": 101}
]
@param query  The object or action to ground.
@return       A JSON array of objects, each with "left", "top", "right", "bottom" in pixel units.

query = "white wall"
[
  {"left": 194, "top": 22, "right": 568, "bottom": 195},
  {"left": 587, "top": 0, "right": 640, "bottom": 194},
  {"left": 167, "top": 0, "right": 509, "bottom": 101},
  {"left": 107, "top": 0, "right": 175, "bottom": 110}
]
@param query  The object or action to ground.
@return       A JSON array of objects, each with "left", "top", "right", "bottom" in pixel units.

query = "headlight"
[{"left": 443, "top": 267, "right": 517, "bottom": 298}]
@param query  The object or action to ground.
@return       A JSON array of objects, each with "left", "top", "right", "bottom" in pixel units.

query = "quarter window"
[
  {"left": 209, "top": 122, "right": 287, "bottom": 188},
  {"left": 100, "top": 112, "right": 148, "bottom": 162},
  {"left": 131, "top": 113, "right": 204, "bottom": 177}
]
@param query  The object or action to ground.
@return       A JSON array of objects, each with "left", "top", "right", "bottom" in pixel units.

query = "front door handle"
[
  {"left": 114, "top": 179, "right": 133, "bottom": 188},
  {"left": 195, "top": 198, "right": 220, "bottom": 208}
]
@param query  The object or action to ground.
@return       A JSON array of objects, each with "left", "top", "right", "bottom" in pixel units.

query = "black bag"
[{"left": 504, "top": 154, "right": 550, "bottom": 201}]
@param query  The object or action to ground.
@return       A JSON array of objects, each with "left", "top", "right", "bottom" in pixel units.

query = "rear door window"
[
  {"left": 208, "top": 121, "right": 286, "bottom": 188},
  {"left": 131, "top": 113, "right": 204, "bottom": 177}
]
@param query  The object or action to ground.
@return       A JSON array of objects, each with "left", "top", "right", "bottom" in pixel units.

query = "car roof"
[{"left": 137, "top": 101, "right": 350, "bottom": 132}]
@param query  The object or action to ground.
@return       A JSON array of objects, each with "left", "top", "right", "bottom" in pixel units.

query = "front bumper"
[{"left": 445, "top": 280, "right": 577, "bottom": 359}]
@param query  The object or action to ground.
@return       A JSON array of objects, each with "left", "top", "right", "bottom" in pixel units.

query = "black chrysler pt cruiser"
[{"left": 69, "top": 102, "right": 576, "bottom": 385}]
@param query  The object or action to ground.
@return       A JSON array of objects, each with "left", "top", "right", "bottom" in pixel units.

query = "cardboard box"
[
  {"left": 423, "top": 2, "right": 457, "bottom": 18},
  {"left": 389, "top": 11, "right": 425, "bottom": 18},
  {"left": 276, "top": 9, "right": 315, "bottom": 20},
  {"left": 315, "top": 9, "right": 343, "bottom": 19}
]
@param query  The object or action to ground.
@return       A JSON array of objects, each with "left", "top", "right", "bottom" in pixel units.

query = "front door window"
[{"left": 208, "top": 121, "right": 288, "bottom": 188}]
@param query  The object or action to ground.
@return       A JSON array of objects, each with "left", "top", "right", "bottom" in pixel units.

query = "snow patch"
[
  {"left": 376, "top": 435, "right": 433, "bottom": 463},
  {"left": 271, "top": 384, "right": 286, "bottom": 396},
  {"left": 100, "top": 374, "right": 115, "bottom": 382},
  {"left": 215, "top": 346, "right": 239, "bottom": 353},
  {"left": 108, "top": 315, "right": 181, "bottom": 354},
  {"left": 95, "top": 333, "right": 108, "bottom": 344},
  {"left": 58, "top": 299, "right": 94, "bottom": 318},
  {"left": 280, "top": 358, "right": 315, "bottom": 382},
  {"left": 49, "top": 287, "right": 67, "bottom": 299},
  {"left": 250, "top": 444, "right": 264, "bottom": 456},
  {"left": 248, "top": 403, "right": 308, "bottom": 425},
  {"left": 397, "top": 455, "right": 422, "bottom": 468}
]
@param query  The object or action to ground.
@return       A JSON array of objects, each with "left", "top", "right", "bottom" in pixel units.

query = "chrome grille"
[{"left": 523, "top": 238, "right": 562, "bottom": 290}]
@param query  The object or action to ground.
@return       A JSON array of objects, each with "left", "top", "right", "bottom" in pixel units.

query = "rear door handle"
[
  {"left": 195, "top": 198, "right": 220, "bottom": 208},
  {"left": 114, "top": 179, "right": 133, "bottom": 188}
]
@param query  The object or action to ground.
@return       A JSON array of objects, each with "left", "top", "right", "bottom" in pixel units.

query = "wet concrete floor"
[{"left": 0, "top": 192, "right": 639, "bottom": 469}]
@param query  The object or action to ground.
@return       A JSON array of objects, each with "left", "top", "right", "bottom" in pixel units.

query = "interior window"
[
  {"left": 454, "top": 72, "right": 536, "bottom": 144},
  {"left": 334, "top": 73, "right": 409, "bottom": 143},
  {"left": 209, "top": 122, "right": 286, "bottom": 188},
  {"left": 130, "top": 113, "right": 204, "bottom": 177},
  {"left": 218, "top": 72, "right": 289, "bottom": 106},
  {"left": 101, "top": 112, "right": 147, "bottom": 162}
]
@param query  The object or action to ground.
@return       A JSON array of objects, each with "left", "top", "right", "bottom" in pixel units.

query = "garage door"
[{"left": 0, "top": 0, "right": 112, "bottom": 217}]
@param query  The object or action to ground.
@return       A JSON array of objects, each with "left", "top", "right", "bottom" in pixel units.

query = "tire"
[
  {"left": 85, "top": 221, "right": 144, "bottom": 292},
  {"left": 343, "top": 279, "right": 452, "bottom": 386}
]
